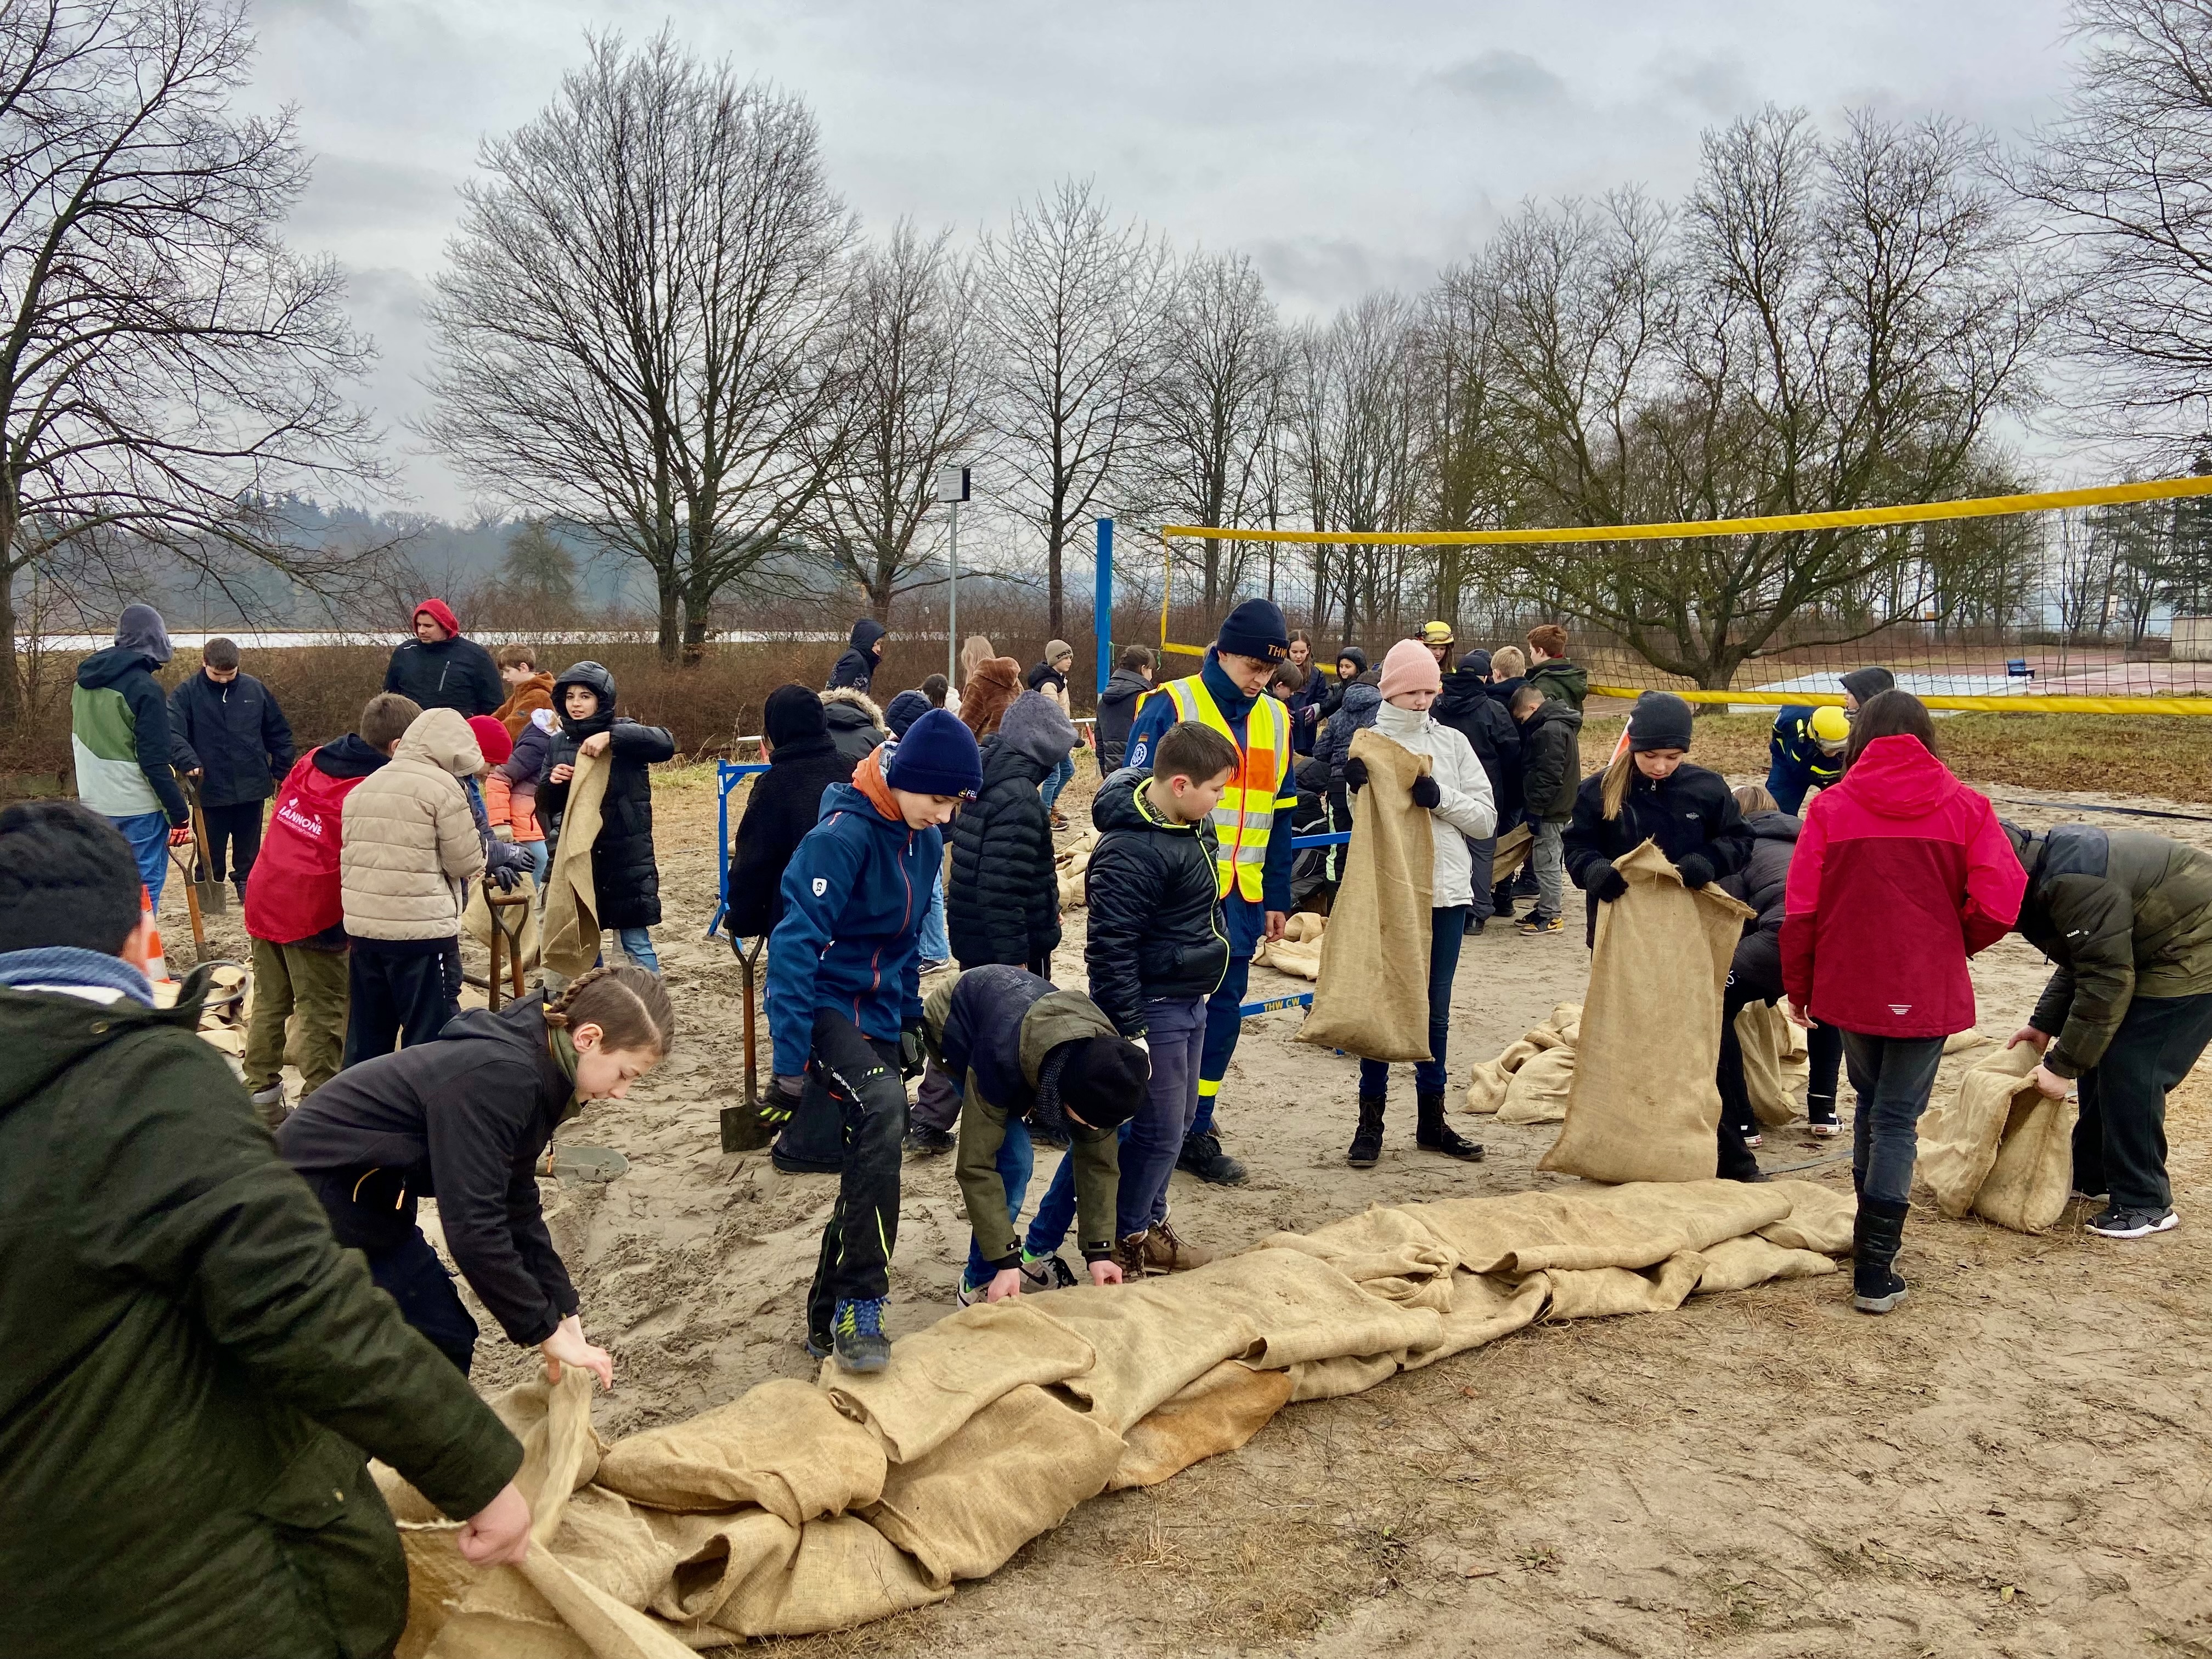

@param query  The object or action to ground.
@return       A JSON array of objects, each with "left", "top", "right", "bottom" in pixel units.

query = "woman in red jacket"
[{"left": 1781, "top": 692, "right": 2024, "bottom": 1314}]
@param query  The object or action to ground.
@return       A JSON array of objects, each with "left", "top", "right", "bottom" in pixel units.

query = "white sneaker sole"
[{"left": 2087, "top": 1211, "right": 2180, "bottom": 1239}]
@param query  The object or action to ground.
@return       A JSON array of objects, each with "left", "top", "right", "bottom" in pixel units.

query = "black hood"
[
  {"left": 1522, "top": 698, "right": 1583, "bottom": 736},
  {"left": 1334, "top": 647, "right": 1369, "bottom": 678},
  {"left": 74, "top": 644, "right": 159, "bottom": 691},
  {"left": 849, "top": 618, "right": 888, "bottom": 655},
  {"left": 1839, "top": 667, "right": 1896, "bottom": 706},
  {"left": 1098, "top": 669, "right": 1150, "bottom": 709},
  {"left": 553, "top": 661, "right": 618, "bottom": 740},
  {"left": 432, "top": 994, "right": 579, "bottom": 1121},
  {"left": 1435, "top": 660, "right": 1495, "bottom": 716},
  {"left": 1743, "top": 809, "right": 1802, "bottom": 844},
  {"left": 1484, "top": 674, "right": 1526, "bottom": 707},
  {"left": 314, "top": 732, "right": 391, "bottom": 780}
]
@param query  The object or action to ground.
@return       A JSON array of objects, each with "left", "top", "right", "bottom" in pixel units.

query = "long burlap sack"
[
  {"left": 1297, "top": 729, "right": 1435, "bottom": 1062},
  {"left": 465, "top": 871, "right": 541, "bottom": 973},
  {"left": 1737, "top": 1002, "right": 1797, "bottom": 1127},
  {"left": 540, "top": 750, "right": 611, "bottom": 981},
  {"left": 1491, "top": 821, "right": 1533, "bottom": 881},
  {"left": 1498, "top": 1044, "right": 1575, "bottom": 1125},
  {"left": 1918, "top": 1040, "right": 2076, "bottom": 1232},
  {"left": 1541, "top": 841, "right": 1755, "bottom": 1184}
]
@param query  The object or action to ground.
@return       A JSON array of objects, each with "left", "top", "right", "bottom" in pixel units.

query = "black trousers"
[
  {"left": 2073, "top": 991, "right": 2212, "bottom": 1212},
  {"left": 802, "top": 1011, "right": 909, "bottom": 1340},
  {"left": 343, "top": 939, "right": 461, "bottom": 1068},
  {"left": 307, "top": 1172, "right": 478, "bottom": 1374},
  {"left": 201, "top": 799, "right": 264, "bottom": 887}
]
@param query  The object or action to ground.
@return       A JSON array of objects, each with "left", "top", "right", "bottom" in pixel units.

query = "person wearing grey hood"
[
  {"left": 71, "top": 604, "right": 191, "bottom": 909},
  {"left": 947, "top": 689, "right": 1075, "bottom": 975},
  {"left": 1839, "top": 667, "right": 1895, "bottom": 715}
]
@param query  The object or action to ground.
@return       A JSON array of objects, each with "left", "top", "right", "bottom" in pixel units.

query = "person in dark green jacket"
[
  {"left": 0, "top": 801, "right": 531, "bottom": 1659},
  {"left": 2002, "top": 822, "right": 2212, "bottom": 1240}
]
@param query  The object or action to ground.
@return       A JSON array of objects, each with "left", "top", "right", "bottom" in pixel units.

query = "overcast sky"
[{"left": 250, "top": 0, "right": 2086, "bottom": 518}]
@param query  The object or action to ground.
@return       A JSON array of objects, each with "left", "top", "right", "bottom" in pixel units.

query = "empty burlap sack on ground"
[
  {"left": 539, "top": 750, "right": 610, "bottom": 981},
  {"left": 1542, "top": 840, "right": 1754, "bottom": 1184},
  {"left": 1917, "top": 1040, "right": 2077, "bottom": 1232},
  {"left": 1256, "top": 913, "right": 1326, "bottom": 980},
  {"left": 1462, "top": 1004, "right": 1581, "bottom": 1118},
  {"left": 1297, "top": 729, "right": 1435, "bottom": 1062}
]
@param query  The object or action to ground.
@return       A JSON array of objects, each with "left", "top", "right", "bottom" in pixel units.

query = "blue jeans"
[
  {"left": 520, "top": 839, "right": 550, "bottom": 886},
  {"left": 617, "top": 927, "right": 659, "bottom": 973},
  {"left": 1358, "top": 905, "right": 1467, "bottom": 1098},
  {"left": 1118, "top": 996, "right": 1210, "bottom": 1238},
  {"left": 1193, "top": 954, "right": 1252, "bottom": 1137},
  {"left": 112, "top": 810, "right": 170, "bottom": 912},
  {"left": 1842, "top": 1031, "right": 1946, "bottom": 1204},
  {"left": 1025, "top": 1124, "right": 1130, "bottom": 1259},
  {"left": 919, "top": 870, "right": 949, "bottom": 963},
  {"left": 963, "top": 1118, "right": 1039, "bottom": 1289},
  {"left": 1041, "top": 754, "right": 1075, "bottom": 813}
]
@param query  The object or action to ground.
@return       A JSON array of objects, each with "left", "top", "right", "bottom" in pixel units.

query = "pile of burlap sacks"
[
  {"left": 1056, "top": 828, "right": 1101, "bottom": 910},
  {"left": 381, "top": 1177, "right": 1857, "bottom": 1657},
  {"left": 1254, "top": 911, "right": 1327, "bottom": 979},
  {"left": 1460, "top": 1001, "right": 1807, "bottom": 1130}
]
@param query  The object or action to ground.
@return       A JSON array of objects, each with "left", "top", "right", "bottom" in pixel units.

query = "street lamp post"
[{"left": 934, "top": 466, "right": 971, "bottom": 686}]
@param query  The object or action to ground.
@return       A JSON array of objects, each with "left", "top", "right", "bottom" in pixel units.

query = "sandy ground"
[{"left": 176, "top": 761, "right": 2212, "bottom": 1657}]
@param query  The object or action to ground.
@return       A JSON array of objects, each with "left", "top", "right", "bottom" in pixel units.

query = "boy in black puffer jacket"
[
  {"left": 947, "top": 690, "right": 1075, "bottom": 975},
  {"left": 538, "top": 662, "right": 676, "bottom": 973},
  {"left": 1081, "top": 720, "right": 1240, "bottom": 1276}
]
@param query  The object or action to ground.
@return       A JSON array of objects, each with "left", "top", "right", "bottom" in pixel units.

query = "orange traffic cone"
[{"left": 141, "top": 883, "right": 172, "bottom": 985}]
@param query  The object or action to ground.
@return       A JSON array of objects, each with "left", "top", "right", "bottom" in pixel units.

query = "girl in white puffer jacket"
[{"left": 1339, "top": 639, "right": 1497, "bottom": 1167}]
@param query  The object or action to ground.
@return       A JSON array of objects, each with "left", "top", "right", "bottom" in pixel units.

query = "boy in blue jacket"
[{"left": 764, "top": 708, "right": 982, "bottom": 1373}]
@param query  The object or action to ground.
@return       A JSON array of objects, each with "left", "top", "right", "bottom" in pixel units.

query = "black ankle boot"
[
  {"left": 1415, "top": 1089, "right": 1483, "bottom": 1160},
  {"left": 1853, "top": 1196, "right": 1910, "bottom": 1313},
  {"left": 1347, "top": 1096, "right": 1386, "bottom": 1167}
]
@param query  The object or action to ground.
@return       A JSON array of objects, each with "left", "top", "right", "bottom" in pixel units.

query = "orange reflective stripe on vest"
[{"left": 1164, "top": 676, "right": 1291, "bottom": 902}]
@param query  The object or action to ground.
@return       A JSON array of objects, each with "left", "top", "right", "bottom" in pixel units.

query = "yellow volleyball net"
[{"left": 1156, "top": 474, "right": 2212, "bottom": 714}]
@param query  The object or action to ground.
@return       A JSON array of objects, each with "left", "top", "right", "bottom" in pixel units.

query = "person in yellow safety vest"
[{"left": 1122, "top": 599, "right": 1297, "bottom": 1187}]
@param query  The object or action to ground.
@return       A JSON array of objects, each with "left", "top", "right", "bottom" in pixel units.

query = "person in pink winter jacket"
[{"left": 1780, "top": 691, "right": 2025, "bottom": 1316}]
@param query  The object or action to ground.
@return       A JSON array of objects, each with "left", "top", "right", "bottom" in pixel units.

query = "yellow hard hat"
[
  {"left": 1810, "top": 705, "right": 1850, "bottom": 745},
  {"left": 1420, "top": 620, "right": 1454, "bottom": 646}
]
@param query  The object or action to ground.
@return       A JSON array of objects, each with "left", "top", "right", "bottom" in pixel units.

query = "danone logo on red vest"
[{"left": 274, "top": 792, "right": 328, "bottom": 840}]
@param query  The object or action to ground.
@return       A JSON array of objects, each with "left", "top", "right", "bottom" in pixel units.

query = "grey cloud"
[
  {"left": 1249, "top": 237, "right": 1457, "bottom": 313},
  {"left": 291, "top": 154, "right": 461, "bottom": 240},
  {"left": 1435, "top": 49, "right": 1568, "bottom": 109},
  {"left": 1660, "top": 54, "right": 1754, "bottom": 119}
]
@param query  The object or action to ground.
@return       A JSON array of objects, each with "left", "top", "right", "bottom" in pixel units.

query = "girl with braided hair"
[{"left": 280, "top": 964, "right": 674, "bottom": 1381}]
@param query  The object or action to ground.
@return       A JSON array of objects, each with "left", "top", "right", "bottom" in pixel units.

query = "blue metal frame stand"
[{"left": 704, "top": 759, "right": 772, "bottom": 938}]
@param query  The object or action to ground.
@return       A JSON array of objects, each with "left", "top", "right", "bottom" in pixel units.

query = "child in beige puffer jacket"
[{"left": 340, "top": 707, "right": 486, "bottom": 1064}]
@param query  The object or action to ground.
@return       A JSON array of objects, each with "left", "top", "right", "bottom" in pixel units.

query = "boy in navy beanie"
[{"left": 763, "top": 705, "right": 981, "bottom": 1374}]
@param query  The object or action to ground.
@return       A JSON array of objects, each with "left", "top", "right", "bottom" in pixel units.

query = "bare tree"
[
  {"left": 979, "top": 178, "right": 1167, "bottom": 636},
  {"left": 0, "top": 0, "right": 387, "bottom": 715},
  {"left": 813, "top": 221, "right": 988, "bottom": 623},
  {"left": 426, "top": 32, "right": 854, "bottom": 663},
  {"left": 1141, "top": 250, "right": 1286, "bottom": 610},
  {"left": 2022, "top": 0, "right": 2212, "bottom": 464}
]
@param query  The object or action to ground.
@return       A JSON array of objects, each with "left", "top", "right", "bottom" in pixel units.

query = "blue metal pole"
[{"left": 1095, "top": 517, "right": 1114, "bottom": 697}]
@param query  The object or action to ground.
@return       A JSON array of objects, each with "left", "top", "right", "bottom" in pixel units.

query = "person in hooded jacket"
[
  {"left": 1317, "top": 646, "right": 1369, "bottom": 720},
  {"left": 1564, "top": 692, "right": 1752, "bottom": 949},
  {"left": 539, "top": 661, "right": 677, "bottom": 973},
  {"left": 1712, "top": 785, "right": 1847, "bottom": 1177},
  {"left": 1028, "top": 640, "right": 1081, "bottom": 827},
  {"left": 1314, "top": 649, "right": 1383, "bottom": 896},
  {"left": 1511, "top": 684, "right": 1587, "bottom": 934},
  {"left": 1838, "top": 666, "right": 1896, "bottom": 715},
  {"left": 960, "top": 654, "right": 1024, "bottom": 741},
  {"left": 948, "top": 689, "right": 1074, "bottom": 974},
  {"left": 822, "top": 686, "right": 890, "bottom": 768},
  {"left": 1432, "top": 645, "right": 1520, "bottom": 934},
  {"left": 70, "top": 603, "right": 191, "bottom": 905},
  {"left": 282, "top": 965, "right": 673, "bottom": 1378},
  {"left": 1525, "top": 623, "right": 1590, "bottom": 712},
  {"left": 828, "top": 618, "right": 888, "bottom": 692},
  {"left": 725, "top": 685, "right": 855, "bottom": 942},
  {"left": 1340, "top": 641, "right": 1497, "bottom": 1165},
  {"left": 2001, "top": 820, "right": 2212, "bottom": 1240},
  {"left": 1094, "top": 644, "right": 1156, "bottom": 769},
  {"left": 0, "top": 802, "right": 532, "bottom": 1659},
  {"left": 382, "top": 599, "right": 504, "bottom": 717},
  {"left": 1285, "top": 632, "right": 1327, "bottom": 754},
  {"left": 1782, "top": 692, "right": 2023, "bottom": 1314},
  {"left": 883, "top": 687, "right": 934, "bottom": 738},
  {"left": 493, "top": 645, "right": 557, "bottom": 737},
  {"left": 242, "top": 692, "right": 420, "bottom": 1121},
  {"left": 167, "top": 636, "right": 295, "bottom": 902}
]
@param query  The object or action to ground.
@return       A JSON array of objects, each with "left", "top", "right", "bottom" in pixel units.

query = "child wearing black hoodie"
[
  {"left": 539, "top": 662, "right": 676, "bottom": 973},
  {"left": 947, "top": 690, "right": 1076, "bottom": 974}
]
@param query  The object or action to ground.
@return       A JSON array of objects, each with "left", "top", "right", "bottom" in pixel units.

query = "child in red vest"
[{"left": 240, "top": 693, "right": 420, "bottom": 1126}]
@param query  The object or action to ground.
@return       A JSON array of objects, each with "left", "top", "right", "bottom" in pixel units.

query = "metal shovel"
[
  {"left": 185, "top": 781, "right": 227, "bottom": 915},
  {"left": 721, "top": 936, "right": 771, "bottom": 1153}
]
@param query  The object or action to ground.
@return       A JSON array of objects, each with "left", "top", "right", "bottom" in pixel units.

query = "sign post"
[
  {"left": 934, "top": 466, "right": 970, "bottom": 685},
  {"left": 1095, "top": 517, "right": 1113, "bottom": 697}
]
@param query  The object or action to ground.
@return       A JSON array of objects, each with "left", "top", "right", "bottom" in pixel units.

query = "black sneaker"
[
  {"left": 1517, "top": 913, "right": 1564, "bottom": 936},
  {"left": 903, "top": 1123, "right": 955, "bottom": 1158},
  {"left": 2086, "top": 1205, "right": 2178, "bottom": 1239},
  {"left": 1178, "top": 1129, "right": 1247, "bottom": 1186},
  {"left": 1464, "top": 913, "right": 1486, "bottom": 936}
]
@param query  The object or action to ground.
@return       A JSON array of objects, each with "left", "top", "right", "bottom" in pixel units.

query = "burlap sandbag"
[
  {"left": 1917, "top": 1040, "right": 2042, "bottom": 1220},
  {"left": 1462, "top": 1037, "right": 1540, "bottom": 1114},
  {"left": 1972, "top": 1089, "right": 2078, "bottom": 1233},
  {"left": 1108, "top": 1360, "right": 1294, "bottom": 1491},
  {"left": 1541, "top": 840, "right": 1754, "bottom": 1183},
  {"left": 649, "top": 1509, "right": 948, "bottom": 1639},
  {"left": 1542, "top": 1251, "right": 1709, "bottom": 1319},
  {"left": 1298, "top": 729, "right": 1435, "bottom": 1063},
  {"left": 1691, "top": 1234, "right": 1838, "bottom": 1294},
  {"left": 595, "top": 1379, "right": 887, "bottom": 1526},
  {"left": 1757, "top": 1179, "right": 1857, "bottom": 1254},
  {"left": 823, "top": 1300, "right": 1097, "bottom": 1463},
  {"left": 1401, "top": 1180, "right": 1792, "bottom": 1277},
  {"left": 1498, "top": 1045, "right": 1575, "bottom": 1125},
  {"left": 1737, "top": 1002, "right": 1798, "bottom": 1127},
  {"left": 465, "top": 870, "right": 541, "bottom": 974},
  {"left": 1258, "top": 934, "right": 1323, "bottom": 981},
  {"left": 540, "top": 749, "right": 611, "bottom": 980},
  {"left": 1491, "top": 821, "right": 1532, "bottom": 881}
]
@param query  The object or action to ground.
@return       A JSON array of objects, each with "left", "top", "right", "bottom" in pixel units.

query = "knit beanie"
[
  {"left": 1216, "top": 598, "right": 1290, "bottom": 663},
  {"left": 764, "top": 683, "right": 828, "bottom": 749},
  {"left": 1628, "top": 692, "right": 1695, "bottom": 752},
  {"left": 883, "top": 706, "right": 983, "bottom": 799},
  {"left": 1043, "top": 638, "right": 1074, "bottom": 667},
  {"left": 883, "top": 689, "right": 933, "bottom": 740},
  {"left": 1378, "top": 638, "right": 1443, "bottom": 701},
  {"left": 465, "top": 715, "right": 513, "bottom": 769},
  {"left": 1047, "top": 1035, "right": 1149, "bottom": 1132}
]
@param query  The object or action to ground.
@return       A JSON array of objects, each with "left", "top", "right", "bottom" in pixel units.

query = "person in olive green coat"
[{"left": 0, "top": 802, "right": 532, "bottom": 1659}]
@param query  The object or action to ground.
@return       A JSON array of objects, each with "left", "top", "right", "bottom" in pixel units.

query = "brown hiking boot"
[
  {"left": 1141, "top": 1214, "right": 1217, "bottom": 1273},
  {"left": 1115, "top": 1232, "right": 1154, "bottom": 1279}
]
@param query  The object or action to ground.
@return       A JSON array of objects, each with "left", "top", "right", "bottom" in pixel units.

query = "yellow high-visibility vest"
[{"left": 1158, "top": 676, "right": 1294, "bottom": 904}]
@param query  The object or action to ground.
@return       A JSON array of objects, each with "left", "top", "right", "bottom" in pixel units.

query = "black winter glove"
[
  {"left": 900, "top": 1020, "right": 927, "bottom": 1080},
  {"left": 1409, "top": 773, "right": 1441, "bottom": 810},
  {"left": 1588, "top": 861, "right": 1629, "bottom": 904},
  {"left": 1342, "top": 756, "right": 1369, "bottom": 792},
  {"left": 490, "top": 864, "right": 519, "bottom": 894},
  {"left": 764, "top": 1073, "right": 804, "bottom": 1127},
  {"left": 1675, "top": 852, "right": 1716, "bottom": 890}
]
